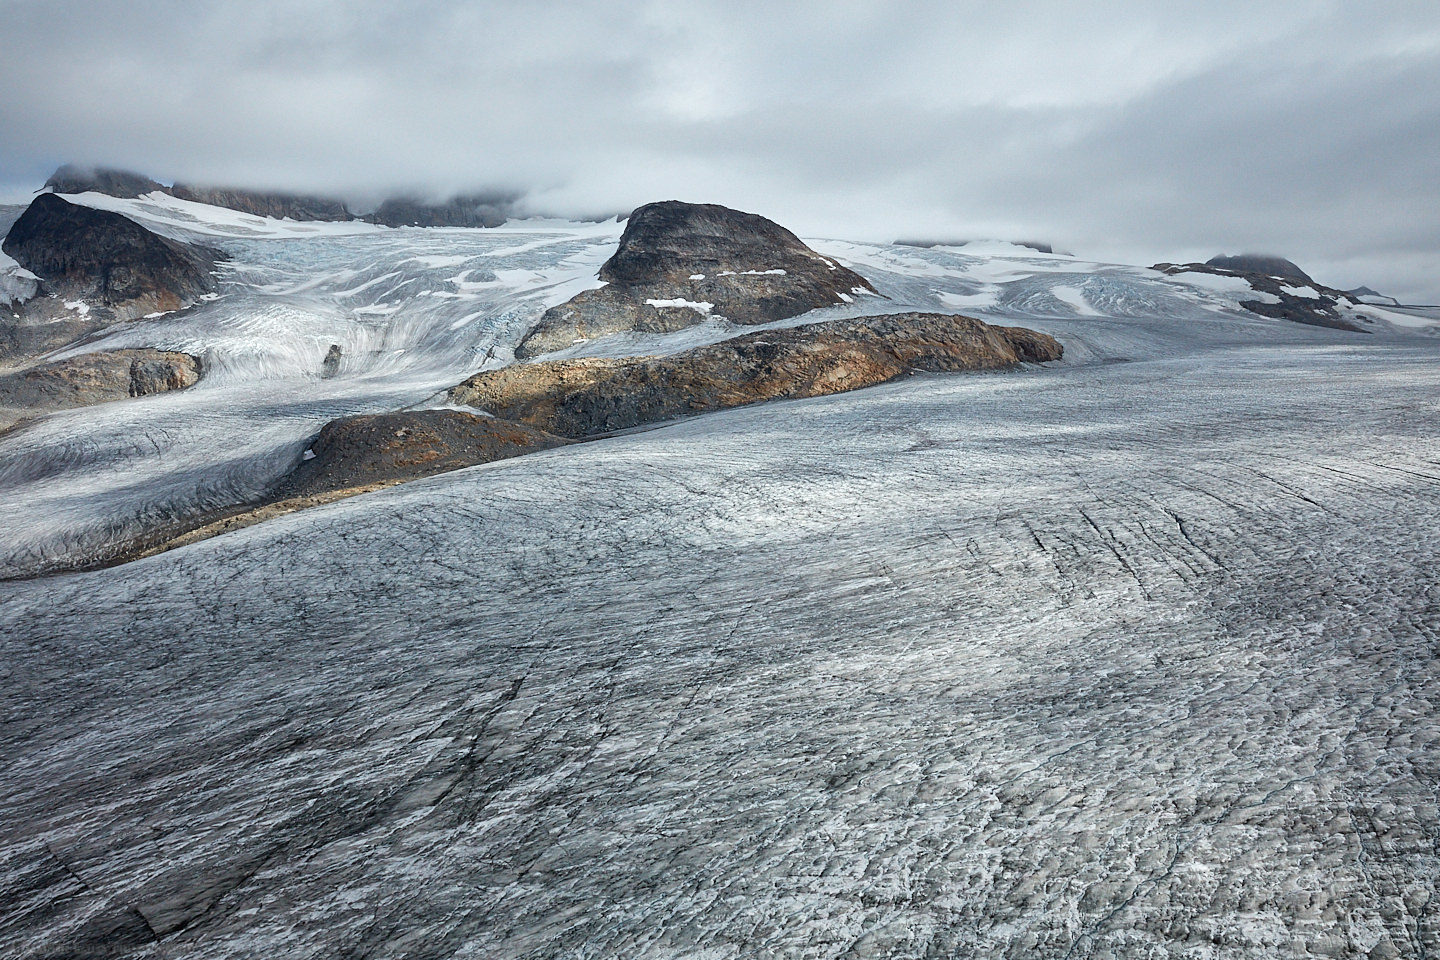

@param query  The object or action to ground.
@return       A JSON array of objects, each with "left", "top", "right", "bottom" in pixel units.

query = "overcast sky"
[{"left": 1, "top": 0, "right": 1437, "bottom": 299}]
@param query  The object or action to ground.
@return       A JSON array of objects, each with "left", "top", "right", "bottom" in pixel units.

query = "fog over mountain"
[{"left": 1, "top": 0, "right": 1437, "bottom": 300}]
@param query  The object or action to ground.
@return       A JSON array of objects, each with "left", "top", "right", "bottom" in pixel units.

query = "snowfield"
[{"left": 1, "top": 196, "right": 1439, "bottom": 958}]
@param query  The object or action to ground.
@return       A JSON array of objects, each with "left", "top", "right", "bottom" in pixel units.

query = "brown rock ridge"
[
  {"left": 58, "top": 314, "right": 1057, "bottom": 573},
  {"left": 272, "top": 410, "right": 567, "bottom": 499},
  {"left": 454, "top": 312, "right": 1061, "bottom": 439},
  {"left": 0, "top": 349, "right": 201, "bottom": 432},
  {"left": 515, "top": 200, "right": 876, "bottom": 358},
  {"left": 72, "top": 410, "right": 566, "bottom": 573}
]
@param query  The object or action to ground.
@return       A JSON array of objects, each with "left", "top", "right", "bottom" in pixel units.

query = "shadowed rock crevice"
[
  {"left": 515, "top": 200, "right": 876, "bottom": 358},
  {"left": 456, "top": 312, "right": 1061, "bottom": 438}
]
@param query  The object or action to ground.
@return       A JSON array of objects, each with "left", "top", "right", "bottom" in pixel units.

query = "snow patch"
[
  {"left": 646, "top": 298, "right": 714, "bottom": 315},
  {"left": 1051, "top": 286, "right": 1099, "bottom": 317}
]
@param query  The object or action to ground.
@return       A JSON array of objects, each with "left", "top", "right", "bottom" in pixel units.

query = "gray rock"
[
  {"left": 320, "top": 343, "right": 342, "bottom": 379},
  {"left": 1204, "top": 253, "right": 1313, "bottom": 284},
  {"left": 169, "top": 184, "right": 353, "bottom": 222},
  {"left": 42, "top": 164, "right": 165, "bottom": 199}
]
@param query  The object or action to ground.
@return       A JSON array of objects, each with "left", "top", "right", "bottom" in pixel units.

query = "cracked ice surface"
[{"left": 3, "top": 336, "right": 1440, "bottom": 956}]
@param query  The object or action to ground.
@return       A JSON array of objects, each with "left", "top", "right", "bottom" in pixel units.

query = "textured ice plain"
[{"left": 3, "top": 200, "right": 1440, "bottom": 957}]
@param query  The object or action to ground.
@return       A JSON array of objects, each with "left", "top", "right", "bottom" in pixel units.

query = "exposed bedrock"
[
  {"left": 1151, "top": 259, "right": 1365, "bottom": 332},
  {"left": 169, "top": 184, "right": 354, "bottom": 222},
  {"left": 274, "top": 410, "right": 567, "bottom": 500},
  {"left": 3, "top": 193, "right": 224, "bottom": 321},
  {"left": 364, "top": 192, "right": 521, "bottom": 229},
  {"left": 456, "top": 312, "right": 1061, "bottom": 439},
  {"left": 0, "top": 348, "right": 201, "bottom": 430},
  {"left": 1204, "top": 253, "right": 1313, "bottom": 284},
  {"left": 84, "top": 410, "right": 569, "bottom": 569},
  {"left": 42, "top": 164, "right": 166, "bottom": 199},
  {"left": 514, "top": 200, "right": 877, "bottom": 358}
]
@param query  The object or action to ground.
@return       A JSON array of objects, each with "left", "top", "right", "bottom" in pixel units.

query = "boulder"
[
  {"left": 2, "top": 193, "right": 223, "bottom": 321},
  {"left": 514, "top": 201, "right": 876, "bottom": 358},
  {"left": 454, "top": 312, "right": 1060, "bottom": 439}
]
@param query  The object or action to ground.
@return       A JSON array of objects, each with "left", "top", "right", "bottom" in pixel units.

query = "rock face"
[
  {"left": 0, "top": 349, "right": 201, "bottom": 430},
  {"left": 1152, "top": 260, "right": 1365, "bottom": 332},
  {"left": 321, "top": 343, "right": 342, "bottom": 378},
  {"left": 2, "top": 193, "right": 223, "bottom": 320},
  {"left": 169, "top": 184, "right": 353, "bottom": 222},
  {"left": 454, "top": 312, "right": 1060, "bottom": 439},
  {"left": 1205, "top": 253, "right": 1313, "bottom": 283},
  {"left": 274, "top": 410, "right": 567, "bottom": 500},
  {"left": 365, "top": 193, "right": 519, "bottom": 229},
  {"left": 514, "top": 201, "right": 876, "bottom": 358},
  {"left": 43, "top": 164, "right": 165, "bottom": 199}
]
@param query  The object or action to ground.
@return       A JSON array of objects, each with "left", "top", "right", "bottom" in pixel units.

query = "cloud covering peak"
[{"left": 1, "top": 0, "right": 1437, "bottom": 299}]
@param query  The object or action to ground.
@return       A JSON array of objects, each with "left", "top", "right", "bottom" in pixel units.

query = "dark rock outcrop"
[
  {"left": 321, "top": 344, "right": 342, "bottom": 378},
  {"left": 0, "top": 349, "right": 201, "bottom": 430},
  {"left": 1205, "top": 254, "right": 1313, "bottom": 284},
  {"left": 1348, "top": 286, "right": 1400, "bottom": 306},
  {"left": 365, "top": 192, "right": 520, "bottom": 229},
  {"left": 1152, "top": 260, "right": 1365, "bottom": 332},
  {"left": 43, "top": 164, "right": 165, "bottom": 199},
  {"left": 896, "top": 239, "right": 1069, "bottom": 255},
  {"left": 274, "top": 410, "right": 567, "bottom": 500},
  {"left": 169, "top": 184, "right": 353, "bottom": 222},
  {"left": 3, "top": 193, "right": 223, "bottom": 321},
  {"left": 455, "top": 312, "right": 1060, "bottom": 439},
  {"left": 514, "top": 201, "right": 877, "bottom": 358}
]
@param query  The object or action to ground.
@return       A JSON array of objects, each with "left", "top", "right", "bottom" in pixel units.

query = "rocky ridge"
[
  {"left": 82, "top": 410, "right": 566, "bottom": 571},
  {"left": 169, "top": 184, "right": 353, "bottom": 222},
  {"left": 457, "top": 311, "right": 1060, "bottom": 438},
  {"left": 364, "top": 192, "right": 521, "bottom": 229},
  {"left": 515, "top": 201, "right": 877, "bottom": 358},
  {"left": 1204, "top": 253, "right": 1313, "bottom": 283},
  {"left": 42, "top": 164, "right": 166, "bottom": 199},
  {"left": 0, "top": 349, "right": 201, "bottom": 432},
  {"left": 1151, "top": 258, "right": 1365, "bottom": 331}
]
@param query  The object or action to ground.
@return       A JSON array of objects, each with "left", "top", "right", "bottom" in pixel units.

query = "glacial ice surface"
[{"left": 2, "top": 198, "right": 1439, "bottom": 957}]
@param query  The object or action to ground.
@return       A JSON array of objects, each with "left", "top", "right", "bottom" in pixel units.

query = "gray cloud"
[{"left": 1, "top": 0, "right": 1437, "bottom": 299}]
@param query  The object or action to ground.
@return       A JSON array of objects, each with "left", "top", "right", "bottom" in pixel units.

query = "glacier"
[{"left": 1, "top": 194, "right": 1439, "bottom": 957}]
